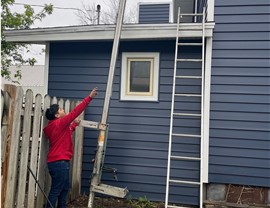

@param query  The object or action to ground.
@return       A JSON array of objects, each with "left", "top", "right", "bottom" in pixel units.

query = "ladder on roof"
[
  {"left": 86, "top": 0, "right": 128, "bottom": 207},
  {"left": 165, "top": 7, "right": 206, "bottom": 208}
]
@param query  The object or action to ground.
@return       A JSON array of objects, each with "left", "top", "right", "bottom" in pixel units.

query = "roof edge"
[{"left": 4, "top": 23, "right": 215, "bottom": 43}]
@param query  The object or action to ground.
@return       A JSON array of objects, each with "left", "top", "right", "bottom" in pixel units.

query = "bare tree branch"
[
  {"left": 76, "top": 0, "right": 136, "bottom": 25},
  {"left": 75, "top": 2, "right": 98, "bottom": 25}
]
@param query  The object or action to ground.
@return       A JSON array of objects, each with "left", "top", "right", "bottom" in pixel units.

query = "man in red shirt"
[{"left": 43, "top": 87, "right": 98, "bottom": 208}]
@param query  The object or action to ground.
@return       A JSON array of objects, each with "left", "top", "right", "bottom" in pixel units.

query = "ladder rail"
[
  {"left": 165, "top": 6, "right": 181, "bottom": 208},
  {"left": 165, "top": 7, "right": 206, "bottom": 208},
  {"left": 88, "top": 0, "right": 127, "bottom": 207},
  {"left": 194, "top": 0, "right": 198, "bottom": 22}
]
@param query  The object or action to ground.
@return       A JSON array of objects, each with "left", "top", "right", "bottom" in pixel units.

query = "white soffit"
[{"left": 4, "top": 23, "right": 214, "bottom": 43}]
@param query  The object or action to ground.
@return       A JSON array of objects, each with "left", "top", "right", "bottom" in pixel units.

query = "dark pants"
[{"left": 47, "top": 160, "right": 70, "bottom": 208}]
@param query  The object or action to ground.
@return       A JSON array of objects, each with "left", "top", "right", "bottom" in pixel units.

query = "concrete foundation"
[
  {"left": 268, "top": 189, "right": 270, "bottom": 205},
  {"left": 206, "top": 183, "right": 269, "bottom": 206},
  {"left": 207, "top": 184, "right": 226, "bottom": 201}
]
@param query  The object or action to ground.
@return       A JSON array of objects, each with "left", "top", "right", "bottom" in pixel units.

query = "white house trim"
[
  {"left": 202, "top": 37, "right": 213, "bottom": 183},
  {"left": 207, "top": 0, "right": 215, "bottom": 22},
  {"left": 121, "top": 52, "right": 160, "bottom": 101},
  {"left": 169, "top": 2, "right": 173, "bottom": 23},
  {"left": 44, "top": 43, "right": 50, "bottom": 96}
]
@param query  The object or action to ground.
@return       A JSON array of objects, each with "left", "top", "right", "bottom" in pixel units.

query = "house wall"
[
  {"left": 48, "top": 40, "right": 202, "bottom": 205},
  {"left": 138, "top": 3, "right": 170, "bottom": 23},
  {"left": 209, "top": 0, "right": 270, "bottom": 187},
  {"left": 138, "top": 0, "right": 206, "bottom": 24}
]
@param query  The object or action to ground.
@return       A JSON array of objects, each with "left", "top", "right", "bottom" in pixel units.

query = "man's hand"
[
  {"left": 90, "top": 87, "right": 98, "bottom": 98},
  {"left": 74, "top": 118, "right": 81, "bottom": 125}
]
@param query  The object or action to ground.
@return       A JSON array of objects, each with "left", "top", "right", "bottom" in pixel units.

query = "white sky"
[
  {"left": 11, "top": 0, "right": 170, "bottom": 64},
  {"left": 13, "top": 0, "right": 170, "bottom": 27}
]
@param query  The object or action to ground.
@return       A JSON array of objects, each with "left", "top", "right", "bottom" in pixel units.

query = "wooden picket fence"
[{"left": 1, "top": 84, "right": 85, "bottom": 208}]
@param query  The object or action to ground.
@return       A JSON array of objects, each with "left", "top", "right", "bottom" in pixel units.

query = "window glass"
[{"left": 129, "top": 60, "right": 151, "bottom": 93}]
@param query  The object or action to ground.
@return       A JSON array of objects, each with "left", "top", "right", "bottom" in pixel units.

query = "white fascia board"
[{"left": 4, "top": 23, "right": 214, "bottom": 43}]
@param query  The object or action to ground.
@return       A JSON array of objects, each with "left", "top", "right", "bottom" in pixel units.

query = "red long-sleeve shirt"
[{"left": 43, "top": 96, "right": 92, "bottom": 163}]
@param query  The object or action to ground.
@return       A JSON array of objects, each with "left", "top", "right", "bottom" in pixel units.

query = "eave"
[{"left": 4, "top": 23, "right": 215, "bottom": 44}]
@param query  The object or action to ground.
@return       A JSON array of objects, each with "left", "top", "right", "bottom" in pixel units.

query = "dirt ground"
[
  {"left": 67, "top": 195, "right": 165, "bottom": 208},
  {"left": 67, "top": 185, "right": 270, "bottom": 208}
]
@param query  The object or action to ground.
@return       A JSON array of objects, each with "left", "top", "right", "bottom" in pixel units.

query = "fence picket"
[
  {"left": 58, "top": 98, "right": 64, "bottom": 108},
  {"left": 36, "top": 95, "right": 51, "bottom": 208},
  {"left": 64, "top": 99, "right": 71, "bottom": 114},
  {"left": 1, "top": 85, "right": 17, "bottom": 208},
  {"left": 51, "top": 96, "right": 57, "bottom": 104},
  {"left": 27, "top": 94, "right": 43, "bottom": 208},
  {"left": 17, "top": 89, "right": 34, "bottom": 208},
  {"left": 1, "top": 91, "right": 11, "bottom": 163},
  {"left": 5, "top": 86, "right": 24, "bottom": 208},
  {"left": 69, "top": 100, "right": 76, "bottom": 201},
  {"left": 71, "top": 100, "right": 85, "bottom": 200},
  {"left": 1, "top": 90, "right": 5, "bottom": 122}
]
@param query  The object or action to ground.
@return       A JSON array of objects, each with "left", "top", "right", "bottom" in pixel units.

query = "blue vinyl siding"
[
  {"left": 209, "top": 0, "right": 270, "bottom": 187},
  {"left": 48, "top": 40, "right": 202, "bottom": 205},
  {"left": 139, "top": 4, "right": 170, "bottom": 23}
]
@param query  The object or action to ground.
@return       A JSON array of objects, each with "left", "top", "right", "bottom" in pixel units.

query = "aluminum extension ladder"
[
  {"left": 165, "top": 7, "right": 206, "bottom": 208},
  {"left": 85, "top": 0, "right": 128, "bottom": 207}
]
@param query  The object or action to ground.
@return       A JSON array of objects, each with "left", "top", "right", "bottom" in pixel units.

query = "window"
[{"left": 121, "top": 52, "right": 159, "bottom": 101}]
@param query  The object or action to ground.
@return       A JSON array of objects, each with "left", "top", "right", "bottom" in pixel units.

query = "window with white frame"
[{"left": 121, "top": 52, "right": 159, "bottom": 101}]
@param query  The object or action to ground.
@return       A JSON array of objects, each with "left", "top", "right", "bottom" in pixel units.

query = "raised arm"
[{"left": 58, "top": 87, "right": 98, "bottom": 128}]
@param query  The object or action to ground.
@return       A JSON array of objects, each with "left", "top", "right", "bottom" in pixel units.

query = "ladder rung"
[
  {"left": 79, "top": 120, "right": 99, "bottom": 129},
  {"left": 175, "top": 93, "right": 201, "bottom": 97},
  {"left": 169, "top": 179, "right": 200, "bottom": 185},
  {"left": 168, "top": 205, "right": 194, "bottom": 208},
  {"left": 178, "top": 43, "right": 202, "bottom": 46},
  {"left": 172, "top": 133, "right": 201, "bottom": 138},
  {"left": 173, "top": 113, "right": 201, "bottom": 117},
  {"left": 171, "top": 155, "right": 200, "bottom": 161},
  {"left": 179, "top": 13, "right": 203, "bottom": 16},
  {"left": 177, "top": 59, "right": 202, "bottom": 62},
  {"left": 175, "top": 76, "right": 202, "bottom": 79}
]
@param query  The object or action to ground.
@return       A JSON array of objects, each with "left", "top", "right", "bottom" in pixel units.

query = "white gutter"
[{"left": 4, "top": 23, "right": 214, "bottom": 43}]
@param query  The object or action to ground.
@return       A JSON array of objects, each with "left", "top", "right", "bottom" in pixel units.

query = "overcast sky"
[
  {"left": 13, "top": 0, "right": 170, "bottom": 27},
  {"left": 12, "top": 0, "right": 170, "bottom": 64}
]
